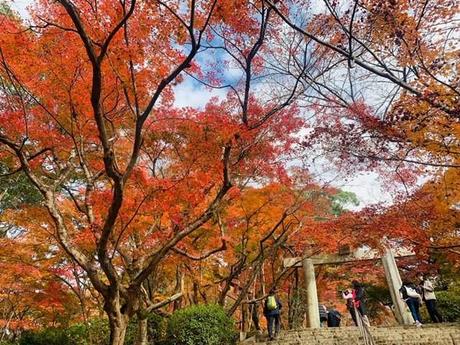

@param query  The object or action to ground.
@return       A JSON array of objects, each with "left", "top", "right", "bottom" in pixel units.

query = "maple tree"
[
  {"left": 0, "top": 226, "right": 86, "bottom": 337},
  {"left": 0, "top": 1, "right": 316, "bottom": 344},
  {"left": 263, "top": 0, "right": 459, "bottom": 178},
  {"left": 263, "top": 0, "right": 460, "bottom": 265}
]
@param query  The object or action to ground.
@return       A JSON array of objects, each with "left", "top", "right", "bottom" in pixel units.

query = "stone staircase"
[{"left": 241, "top": 323, "right": 460, "bottom": 345}]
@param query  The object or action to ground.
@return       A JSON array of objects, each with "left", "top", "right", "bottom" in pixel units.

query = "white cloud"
[
  {"left": 338, "top": 172, "right": 393, "bottom": 209},
  {"left": 300, "top": 154, "right": 394, "bottom": 209},
  {"left": 9, "top": 0, "right": 31, "bottom": 19},
  {"left": 173, "top": 78, "right": 227, "bottom": 109}
]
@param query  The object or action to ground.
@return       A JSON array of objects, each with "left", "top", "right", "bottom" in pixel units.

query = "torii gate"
[{"left": 283, "top": 249, "right": 415, "bottom": 328}]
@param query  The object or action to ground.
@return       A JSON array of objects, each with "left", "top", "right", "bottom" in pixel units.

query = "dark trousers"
[
  {"left": 266, "top": 314, "right": 280, "bottom": 338},
  {"left": 425, "top": 299, "right": 443, "bottom": 323},
  {"left": 406, "top": 298, "right": 422, "bottom": 322}
]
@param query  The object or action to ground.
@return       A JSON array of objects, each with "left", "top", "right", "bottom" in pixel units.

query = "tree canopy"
[{"left": 0, "top": 0, "right": 459, "bottom": 344}]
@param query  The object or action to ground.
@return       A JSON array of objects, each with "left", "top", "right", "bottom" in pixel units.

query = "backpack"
[
  {"left": 267, "top": 295, "right": 277, "bottom": 310},
  {"left": 399, "top": 286, "right": 409, "bottom": 299},
  {"left": 328, "top": 310, "right": 341, "bottom": 322}
]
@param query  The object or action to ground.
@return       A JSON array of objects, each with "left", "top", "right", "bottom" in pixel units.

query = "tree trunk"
[
  {"left": 135, "top": 315, "right": 148, "bottom": 345},
  {"left": 173, "top": 267, "right": 183, "bottom": 311},
  {"left": 241, "top": 303, "right": 247, "bottom": 333},
  {"left": 192, "top": 282, "right": 199, "bottom": 304},
  {"left": 288, "top": 274, "right": 293, "bottom": 329},
  {"left": 260, "top": 262, "right": 266, "bottom": 296},
  {"left": 109, "top": 314, "right": 129, "bottom": 345}
]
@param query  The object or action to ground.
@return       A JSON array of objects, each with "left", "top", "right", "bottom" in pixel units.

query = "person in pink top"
[{"left": 342, "top": 281, "right": 369, "bottom": 326}]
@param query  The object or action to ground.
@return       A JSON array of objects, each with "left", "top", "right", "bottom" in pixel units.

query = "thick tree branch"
[
  {"left": 145, "top": 292, "right": 183, "bottom": 313},
  {"left": 172, "top": 239, "right": 227, "bottom": 261}
]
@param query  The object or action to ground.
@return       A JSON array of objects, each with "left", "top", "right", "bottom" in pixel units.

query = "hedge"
[{"left": 166, "top": 304, "right": 237, "bottom": 345}]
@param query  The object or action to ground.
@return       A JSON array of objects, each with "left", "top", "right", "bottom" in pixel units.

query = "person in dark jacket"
[
  {"left": 352, "top": 280, "right": 370, "bottom": 326},
  {"left": 263, "top": 288, "right": 282, "bottom": 340},
  {"left": 327, "top": 305, "right": 342, "bottom": 327}
]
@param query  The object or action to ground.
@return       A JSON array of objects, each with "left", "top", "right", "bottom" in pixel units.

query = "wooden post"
[
  {"left": 302, "top": 258, "right": 320, "bottom": 328},
  {"left": 381, "top": 250, "right": 413, "bottom": 325}
]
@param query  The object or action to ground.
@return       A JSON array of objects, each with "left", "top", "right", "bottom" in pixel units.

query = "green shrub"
[
  {"left": 18, "top": 324, "right": 98, "bottom": 345},
  {"left": 12, "top": 313, "right": 163, "bottom": 345},
  {"left": 145, "top": 313, "right": 167, "bottom": 344},
  {"left": 125, "top": 320, "right": 137, "bottom": 345},
  {"left": 66, "top": 322, "right": 94, "bottom": 345},
  {"left": 15, "top": 317, "right": 138, "bottom": 345},
  {"left": 0, "top": 340, "right": 18, "bottom": 345},
  {"left": 166, "top": 304, "right": 237, "bottom": 345},
  {"left": 436, "top": 289, "right": 460, "bottom": 322},
  {"left": 362, "top": 284, "right": 392, "bottom": 319},
  {"left": 19, "top": 328, "right": 70, "bottom": 345},
  {"left": 68, "top": 318, "right": 137, "bottom": 345},
  {"left": 67, "top": 319, "right": 110, "bottom": 345},
  {"left": 288, "top": 288, "right": 307, "bottom": 329}
]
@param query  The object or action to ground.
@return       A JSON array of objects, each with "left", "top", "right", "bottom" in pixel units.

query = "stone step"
[{"left": 240, "top": 323, "right": 460, "bottom": 345}]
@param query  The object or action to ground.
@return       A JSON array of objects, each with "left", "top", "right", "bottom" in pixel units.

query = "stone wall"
[{"left": 241, "top": 323, "right": 460, "bottom": 345}]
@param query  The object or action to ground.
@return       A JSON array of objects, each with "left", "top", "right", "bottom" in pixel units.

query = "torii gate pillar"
[
  {"left": 381, "top": 250, "right": 414, "bottom": 325},
  {"left": 302, "top": 258, "right": 320, "bottom": 328}
]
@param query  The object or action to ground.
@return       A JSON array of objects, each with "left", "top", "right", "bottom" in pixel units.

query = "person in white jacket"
[
  {"left": 419, "top": 274, "right": 443, "bottom": 323},
  {"left": 400, "top": 280, "right": 423, "bottom": 327}
]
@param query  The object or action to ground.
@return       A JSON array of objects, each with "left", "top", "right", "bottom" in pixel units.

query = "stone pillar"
[
  {"left": 302, "top": 258, "right": 320, "bottom": 328},
  {"left": 381, "top": 250, "right": 414, "bottom": 325}
]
